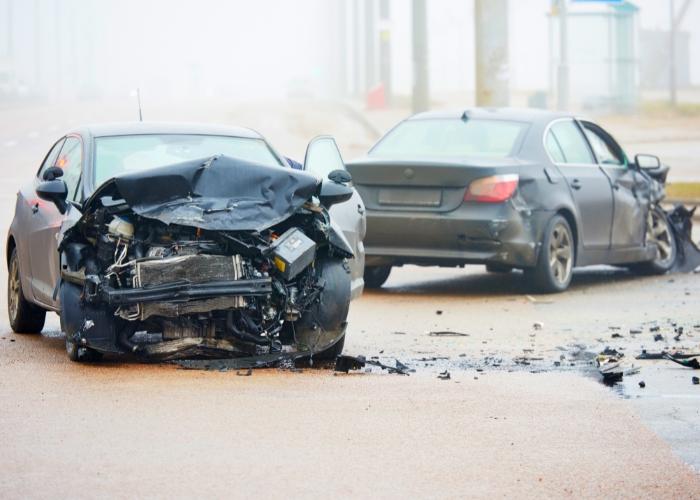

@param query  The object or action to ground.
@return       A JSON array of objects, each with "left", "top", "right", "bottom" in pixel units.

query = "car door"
[
  {"left": 545, "top": 119, "right": 613, "bottom": 249},
  {"left": 27, "top": 136, "right": 83, "bottom": 305},
  {"left": 21, "top": 138, "right": 65, "bottom": 306},
  {"left": 304, "top": 136, "right": 366, "bottom": 299},
  {"left": 580, "top": 121, "right": 647, "bottom": 249}
]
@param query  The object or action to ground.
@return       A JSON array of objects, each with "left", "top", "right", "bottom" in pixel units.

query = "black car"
[{"left": 347, "top": 108, "right": 676, "bottom": 293}]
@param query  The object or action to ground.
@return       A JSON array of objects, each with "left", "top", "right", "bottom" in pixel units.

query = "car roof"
[
  {"left": 69, "top": 122, "right": 264, "bottom": 139},
  {"left": 408, "top": 107, "right": 571, "bottom": 125}
]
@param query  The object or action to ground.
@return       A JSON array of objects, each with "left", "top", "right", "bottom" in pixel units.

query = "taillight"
[{"left": 464, "top": 174, "right": 519, "bottom": 203}]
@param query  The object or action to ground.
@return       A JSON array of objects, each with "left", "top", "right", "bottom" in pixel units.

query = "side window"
[
  {"left": 57, "top": 137, "right": 83, "bottom": 201},
  {"left": 545, "top": 131, "right": 566, "bottom": 163},
  {"left": 549, "top": 120, "right": 595, "bottom": 164},
  {"left": 582, "top": 124, "right": 625, "bottom": 166},
  {"left": 37, "top": 139, "right": 66, "bottom": 179}
]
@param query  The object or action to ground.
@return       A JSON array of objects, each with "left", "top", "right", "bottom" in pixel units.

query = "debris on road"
[
  {"left": 639, "top": 381, "right": 646, "bottom": 388},
  {"left": 428, "top": 331, "right": 469, "bottom": 337},
  {"left": 533, "top": 322, "right": 544, "bottom": 331},
  {"left": 692, "top": 376, "right": 699, "bottom": 385},
  {"left": 236, "top": 368, "right": 252, "bottom": 376},
  {"left": 611, "top": 333, "right": 623, "bottom": 339},
  {"left": 334, "top": 355, "right": 411, "bottom": 375},
  {"left": 629, "top": 329, "right": 642, "bottom": 334},
  {"left": 637, "top": 350, "right": 700, "bottom": 360},
  {"left": 597, "top": 349, "right": 625, "bottom": 386},
  {"left": 435, "top": 310, "right": 443, "bottom": 315},
  {"left": 668, "top": 205, "right": 700, "bottom": 273},
  {"left": 654, "top": 334, "right": 665, "bottom": 342},
  {"left": 437, "top": 370, "right": 451, "bottom": 380},
  {"left": 662, "top": 353, "right": 700, "bottom": 370}
]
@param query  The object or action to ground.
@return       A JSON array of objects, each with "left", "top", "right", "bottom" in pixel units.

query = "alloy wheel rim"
[
  {"left": 8, "top": 257, "right": 20, "bottom": 321},
  {"left": 647, "top": 210, "right": 674, "bottom": 266},
  {"left": 549, "top": 223, "right": 573, "bottom": 285}
]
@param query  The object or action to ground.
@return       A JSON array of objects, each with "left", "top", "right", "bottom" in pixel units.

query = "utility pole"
[
  {"left": 669, "top": 0, "right": 676, "bottom": 106},
  {"left": 474, "top": 0, "right": 509, "bottom": 106},
  {"left": 378, "top": 0, "right": 392, "bottom": 105},
  {"left": 364, "top": 0, "right": 376, "bottom": 94},
  {"left": 412, "top": 0, "right": 429, "bottom": 113},
  {"left": 557, "top": 0, "right": 569, "bottom": 110}
]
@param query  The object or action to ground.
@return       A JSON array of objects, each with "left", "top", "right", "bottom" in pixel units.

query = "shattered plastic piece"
[
  {"left": 662, "top": 353, "right": 700, "bottom": 369},
  {"left": 437, "top": 370, "right": 451, "bottom": 380},
  {"left": 334, "top": 355, "right": 366, "bottom": 373},
  {"left": 334, "top": 354, "right": 409, "bottom": 375},
  {"left": 639, "top": 381, "right": 646, "bottom": 388},
  {"left": 428, "top": 331, "right": 469, "bottom": 337},
  {"left": 668, "top": 205, "right": 700, "bottom": 273},
  {"left": 611, "top": 333, "right": 623, "bottom": 339},
  {"left": 650, "top": 325, "right": 661, "bottom": 332},
  {"left": 629, "top": 329, "right": 641, "bottom": 334},
  {"left": 637, "top": 350, "right": 700, "bottom": 360},
  {"left": 435, "top": 310, "right": 443, "bottom": 315},
  {"left": 533, "top": 322, "right": 544, "bottom": 330},
  {"left": 653, "top": 334, "right": 665, "bottom": 342},
  {"left": 692, "top": 376, "right": 699, "bottom": 385}
]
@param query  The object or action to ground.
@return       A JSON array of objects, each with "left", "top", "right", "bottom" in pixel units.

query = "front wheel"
[
  {"left": 524, "top": 215, "right": 574, "bottom": 293},
  {"left": 7, "top": 247, "right": 46, "bottom": 334},
  {"left": 629, "top": 206, "right": 677, "bottom": 275},
  {"left": 364, "top": 265, "right": 391, "bottom": 288}
]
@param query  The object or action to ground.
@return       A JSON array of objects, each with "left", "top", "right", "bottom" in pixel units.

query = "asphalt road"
[{"left": 1, "top": 99, "right": 699, "bottom": 498}]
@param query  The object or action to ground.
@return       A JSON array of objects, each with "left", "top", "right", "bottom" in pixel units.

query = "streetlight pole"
[
  {"left": 557, "top": 0, "right": 569, "bottom": 110},
  {"left": 412, "top": 0, "right": 429, "bottom": 113}
]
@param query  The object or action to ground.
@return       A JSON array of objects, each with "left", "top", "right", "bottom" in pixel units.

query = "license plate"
[{"left": 378, "top": 188, "right": 442, "bottom": 207}]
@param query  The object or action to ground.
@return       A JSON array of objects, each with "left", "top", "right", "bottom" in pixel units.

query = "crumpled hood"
[{"left": 84, "top": 155, "right": 320, "bottom": 232}]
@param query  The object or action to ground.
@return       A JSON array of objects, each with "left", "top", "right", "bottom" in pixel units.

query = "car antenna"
[{"left": 136, "top": 88, "right": 143, "bottom": 122}]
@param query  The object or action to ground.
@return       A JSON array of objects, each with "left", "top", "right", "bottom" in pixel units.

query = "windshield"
[
  {"left": 93, "top": 134, "right": 282, "bottom": 186},
  {"left": 370, "top": 118, "right": 528, "bottom": 159}
]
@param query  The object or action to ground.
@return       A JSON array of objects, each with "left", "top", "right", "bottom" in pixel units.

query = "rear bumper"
[{"left": 363, "top": 203, "right": 552, "bottom": 268}]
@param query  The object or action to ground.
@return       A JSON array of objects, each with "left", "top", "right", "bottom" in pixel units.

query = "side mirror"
[
  {"left": 42, "top": 166, "right": 64, "bottom": 181},
  {"left": 328, "top": 169, "right": 352, "bottom": 184},
  {"left": 36, "top": 179, "right": 68, "bottom": 214},
  {"left": 319, "top": 180, "right": 353, "bottom": 208},
  {"left": 635, "top": 154, "right": 661, "bottom": 170}
]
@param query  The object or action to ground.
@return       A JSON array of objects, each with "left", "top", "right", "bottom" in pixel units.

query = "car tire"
[
  {"left": 629, "top": 205, "right": 677, "bottom": 275},
  {"left": 524, "top": 215, "right": 574, "bottom": 293},
  {"left": 7, "top": 247, "right": 46, "bottom": 334},
  {"left": 485, "top": 263, "right": 513, "bottom": 274},
  {"left": 364, "top": 265, "right": 391, "bottom": 288},
  {"left": 313, "top": 333, "right": 346, "bottom": 361}
]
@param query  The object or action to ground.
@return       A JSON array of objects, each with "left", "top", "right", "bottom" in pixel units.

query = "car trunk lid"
[{"left": 346, "top": 157, "right": 522, "bottom": 212}]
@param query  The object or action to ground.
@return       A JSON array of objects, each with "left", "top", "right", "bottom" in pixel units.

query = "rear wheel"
[
  {"left": 364, "top": 265, "right": 391, "bottom": 288},
  {"left": 7, "top": 247, "right": 46, "bottom": 334},
  {"left": 524, "top": 215, "right": 574, "bottom": 293},
  {"left": 629, "top": 206, "right": 677, "bottom": 275}
]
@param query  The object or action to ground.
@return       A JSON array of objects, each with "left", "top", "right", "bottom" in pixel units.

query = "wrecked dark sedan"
[
  {"left": 6, "top": 123, "right": 365, "bottom": 362},
  {"left": 347, "top": 108, "right": 677, "bottom": 293}
]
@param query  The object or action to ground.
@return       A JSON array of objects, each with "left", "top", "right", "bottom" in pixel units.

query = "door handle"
[
  {"left": 570, "top": 179, "right": 581, "bottom": 190},
  {"left": 31, "top": 203, "right": 39, "bottom": 214}
]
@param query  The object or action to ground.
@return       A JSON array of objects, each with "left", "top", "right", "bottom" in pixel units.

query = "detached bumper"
[{"left": 364, "top": 203, "right": 552, "bottom": 268}]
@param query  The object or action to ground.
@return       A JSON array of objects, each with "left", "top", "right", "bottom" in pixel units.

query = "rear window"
[
  {"left": 369, "top": 118, "right": 528, "bottom": 159},
  {"left": 94, "top": 134, "right": 282, "bottom": 186}
]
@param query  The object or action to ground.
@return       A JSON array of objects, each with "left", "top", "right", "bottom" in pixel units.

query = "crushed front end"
[{"left": 58, "top": 156, "right": 353, "bottom": 361}]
